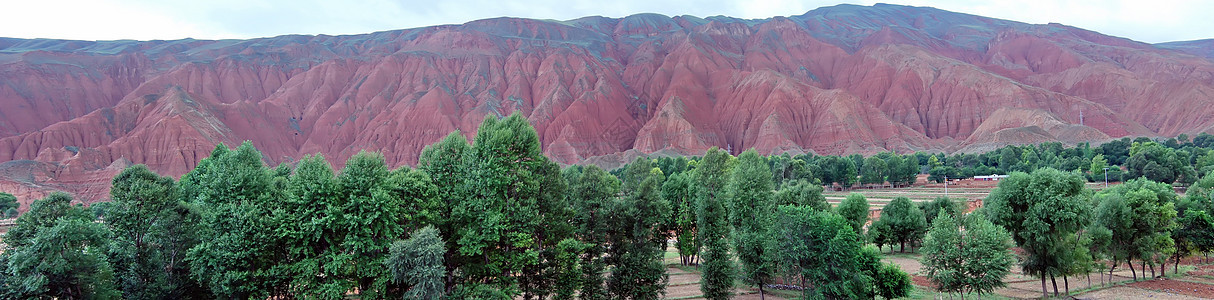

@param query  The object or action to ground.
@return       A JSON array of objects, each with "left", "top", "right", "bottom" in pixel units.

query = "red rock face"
[{"left": 2, "top": 4, "right": 1214, "bottom": 207}]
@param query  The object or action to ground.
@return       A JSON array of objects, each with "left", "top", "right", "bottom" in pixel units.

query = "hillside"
[{"left": 2, "top": 3, "right": 1214, "bottom": 204}]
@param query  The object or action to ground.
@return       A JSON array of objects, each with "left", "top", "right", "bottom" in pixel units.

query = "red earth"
[{"left": 3, "top": 4, "right": 1214, "bottom": 206}]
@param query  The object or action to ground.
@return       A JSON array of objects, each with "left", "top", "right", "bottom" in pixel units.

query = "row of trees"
[
  {"left": 917, "top": 167, "right": 1214, "bottom": 299},
  {"left": 0, "top": 113, "right": 915, "bottom": 300},
  {"left": 0, "top": 114, "right": 672, "bottom": 299}
]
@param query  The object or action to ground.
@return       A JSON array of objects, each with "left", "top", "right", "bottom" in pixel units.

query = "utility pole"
[{"left": 1103, "top": 166, "right": 1110, "bottom": 188}]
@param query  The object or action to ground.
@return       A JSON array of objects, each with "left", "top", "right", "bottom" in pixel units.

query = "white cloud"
[{"left": 1, "top": 0, "right": 1209, "bottom": 43}]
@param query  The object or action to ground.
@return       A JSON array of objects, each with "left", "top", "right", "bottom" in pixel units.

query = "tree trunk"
[
  {"left": 1050, "top": 273, "right": 1059, "bottom": 296},
  {"left": 1128, "top": 258, "right": 1137, "bottom": 280},
  {"left": 1148, "top": 261, "right": 1155, "bottom": 278},
  {"left": 1176, "top": 254, "right": 1181, "bottom": 274},
  {"left": 900, "top": 240, "right": 906, "bottom": 253},
  {"left": 1064, "top": 275, "right": 1070, "bottom": 295},
  {"left": 1041, "top": 272, "right": 1049, "bottom": 299},
  {"left": 759, "top": 282, "right": 765, "bottom": 300}
]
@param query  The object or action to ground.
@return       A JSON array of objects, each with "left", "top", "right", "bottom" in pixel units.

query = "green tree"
[
  {"left": 728, "top": 149, "right": 777, "bottom": 299},
  {"left": 696, "top": 147, "right": 735, "bottom": 300},
  {"left": 551, "top": 238, "right": 588, "bottom": 299},
  {"left": 452, "top": 113, "right": 563, "bottom": 295},
  {"left": 921, "top": 196, "right": 961, "bottom": 226},
  {"left": 1177, "top": 210, "right": 1214, "bottom": 266},
  {"left": 860, "top": 156, "right": 888, "bottom": 186},
  {"left": 773, "top": 179, "right": 828, "bottom": 211},
  {"left": 417, "top": 131, "right": 469, "bottom": 286},
  {"left": 606, "top": 157, "right": 670, "bottom": 299},
  {"left": 921, "top": 213, "right": 1015, "bottom": 297},
  {"left": 386, "top": 226, "right": 446, "bottom": 300},
  {"left": 836, "top": 193, "right": 870, "bottom": 237},
  {"left": 106, "top": 164, "right": 203, "bottom": 299},
  {"left": 0, "top": 192, "right": 120, "bottom": 299},
  {"left": 820, "top": 156, "right": 857, "bottom": 190},
  {"left": 569, "top": 165, "right": 619, "bottom": 300},
  {"left": 662, "top": 172, "right": 700, "bottom": 265},
  {"left": 983, "top": 168, "right": 1091, "bottom": 297},
  {"left": 873, "top": 197, "right": 927, "bottom": 252},
  {"left": 1090, "top": 154, "right": 1108, "bottom": 180},
  {"left": 186, "top": 142, "right": 289, "bottom": 299},
  {"left": 772, "top": 206, "right": 874, "bottom": 299},
  {"left": 1095, "top": 178, "right": 1178, "bottom": 278},
  {"left": 0, "top": 192, "right": 16, "bottom": 216}
]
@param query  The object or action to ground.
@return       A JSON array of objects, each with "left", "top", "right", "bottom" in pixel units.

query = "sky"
[{"left": 2, "top": 0, "right": 1211, "bottom": 44}]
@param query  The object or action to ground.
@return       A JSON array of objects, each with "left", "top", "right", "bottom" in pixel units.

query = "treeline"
[{"left": 0, "top": 113, "right": 912, "bottom": 300}]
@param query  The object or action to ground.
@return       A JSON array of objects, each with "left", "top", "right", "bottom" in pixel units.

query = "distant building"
[{"left": 973, "top": 174, "right": 1009, "bottom": 181}]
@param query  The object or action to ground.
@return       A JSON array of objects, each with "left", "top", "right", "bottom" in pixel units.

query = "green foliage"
[
  {"left": 982, "top": 168, "right": 1091, "bottom": 297},
  {"left": 872, "top": 197, "right": 927, "bottom": 252},
  {"left": 106, "top": 164, "right": 203, "bottom": 299},
  {"left": 387, "top": 226, "right": 446, "bottom": 300},
  {"left": 552, "top": 238, "right": 589, "bottom": 300},
  {"left": 1093, "top": 178, "right": 1178, "bottom": 278},
  {"left": 860, "top": 156, "right": 888, "bottom": 186},
  {"left": 1125, "top": 142, "right": 1185, "bottom": 183},
  {"left": 1, "top": 192, "right": 120, "bottom": 299},
  {"left": 662, "top": 172, "right": 700, "bottom": 265},
  {"left": 773, "top": 179, "right": 828, "bottom": 211},
  {"left": 772, "top": 206, "right": 878, "bottom": 299},
  {"left": 186, "top": 141, "right": 289, "bottom": 298},
  {"left": 569, "top": 165, "right": 619, "bottom": 300},
  {"left": 819, "top": 155, "right": 857, "bottom": 189},
  {"left": 874, "top": 262, "right": 913, "bottom": 299},
  {"left": 921, "top": 213, "right": 1015, "bottom": 297},
  {"left": 695, "top": 147, "right": 735, "bottom": 300},
  {"left": 0, "top": 192, "right": 16, "bottom": 215},
  {"left": 928, "top": 166, "right": 961, "bottom": 183},
  {"left": 452, "top": 113, "right": 562, "bottom": 295},
  {"left": 1178, "top": 210, "right": 1214, "bottom": 260},
  {"left": 606, "top": 157, "right": 670, "bottom": 299},
  {"left": 836, "top": 193, "right": 869, "bottom": 236},
  {"left": 728, "top": 150, "right": 777, "bottom": 296},
  {"left": 921, "top": 196, "right": 961, "bottom": 226},
  {"left": 2, "top": 208, "right": 16, "bottom": 219}
]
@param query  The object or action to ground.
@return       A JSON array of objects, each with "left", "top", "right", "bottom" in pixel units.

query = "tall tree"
[
  {"left": 607, "top": 157, "right": 670, "bottom": 299},
  {"left": 728, "top": 149, "right": 777, "bottom": 299},
  {"left": 186, "top": 141, "right": 289, "bottom": 299},
  {"left": 662, "top": 172, "right": 700, "bottom": 265},
  {"left": 338, "top": 151, "right": 405, "bottom": 298},
  {"left": 983, "top": 168, "right": 1091, "bottom": 297},
  {"left": 921, "top": 213, "right": 1015, "bottom": 298},
  {"left": 416, "top": 130, "right": 469, "bottom": 290},
  {"left": 452, "top": 113, "right": 560, "bottom": 295},
  {"left": 696, "top": 147, "right": 735, "bottom": 300},
  {"left": 106, "top": 165, "right": 203, "bottom": 299},
  {"left": 386, "top": 226, "right": 446, "bottom": 300},
  {"left": 569, "top": 165, "right": 618, "bottom": 300},
  {"left": 836, "top": 193, "right": 870, "bottom": 237}
]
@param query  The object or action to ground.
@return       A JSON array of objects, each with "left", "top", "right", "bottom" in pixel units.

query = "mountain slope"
[{"left": 2, "top": 4, "right": 1214, "bottom": 205}]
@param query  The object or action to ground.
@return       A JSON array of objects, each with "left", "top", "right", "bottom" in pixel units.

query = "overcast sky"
[{"left": 3, "top": 0, "right": 1210, "bottom": 44}]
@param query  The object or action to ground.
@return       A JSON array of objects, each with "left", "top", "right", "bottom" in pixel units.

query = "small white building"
[{"left": 973, "top": 174, "right": 1009, "bottom": 181}]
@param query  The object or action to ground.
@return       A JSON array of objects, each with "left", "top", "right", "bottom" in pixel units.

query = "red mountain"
[{"left": 2, "top": 4, "right": 1214, "bottom": 207}]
